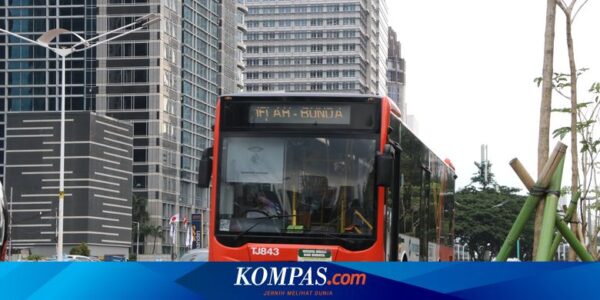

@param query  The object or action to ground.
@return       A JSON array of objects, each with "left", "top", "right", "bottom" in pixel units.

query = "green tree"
[
  {"left": 146, "top": 225, "right": 163, "bottom": 254},
  {"left": 69, "top": 242, "right": 91, "bottom": 256},
  {"left": 132, "top": 193, "right": 149, "bottom": 225},
  {"left": 550, "top": 74, "right": 600, "bottom": 259},
  {"left": 455, "top": 186, "right": 534, "bottom": 261},
  {"left": 132, "top": 193, "right": 150, "bottom": 254},
  {"left": 27, "top": 254, "right": 43, "bottom": 261},
  {"left": 469, "top": 161, "right": 496, "bottom": 190}
]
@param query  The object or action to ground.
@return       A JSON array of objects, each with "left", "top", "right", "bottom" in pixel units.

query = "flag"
[
  {"left": 169, "top": 214, "right": 179, "bottom": 245},
  {"left": 185, "top": 225, "right": 192, "bottom": 248},
  {"left": 170, "top": 214, "right": 180, "bottom": 224},
  {"left": 183, "top": 216, "right": 191, "bottom": 248}
]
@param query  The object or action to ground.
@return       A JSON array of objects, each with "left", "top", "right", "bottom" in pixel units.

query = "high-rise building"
[
  {"left": 0, "top": 0, "right": 99, "bottom": 186},
  {"left": 221, "top": 0, "right": 247, "bottom": 94},
  {"left": 179, "top": 0, "right": 247, "bottom": 250},
  {"left": 0, "top": 0, "right": 245, "bottom": 256},
  {"left": 4, "top": 112, "right": 133, "bottom": 257},
  {"left": 243, "top": 0, "right": 388, "bottom": 95},
  {"left": 387, "top": 27, "right": 406, "bottom": 117},
  {"left": 93, "top": 1, "right": 183, "bottom": 256}
]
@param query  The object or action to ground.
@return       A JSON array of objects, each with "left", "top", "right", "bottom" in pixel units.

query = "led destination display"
[{"left": 249, "top": 104, "right": 351, "bottom": 125}]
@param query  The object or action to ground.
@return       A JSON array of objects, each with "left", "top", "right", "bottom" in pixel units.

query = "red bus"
[{"left": 199, "top": 94, "right": 456, "bottom": 261}]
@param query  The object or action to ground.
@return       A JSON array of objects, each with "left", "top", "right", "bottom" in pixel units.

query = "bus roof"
[
  {"left": 220, "top": 92, "right": 383, "bottom": 101},
  {"left": 220, "top": 93, "right": 401, "bottom": 122}
]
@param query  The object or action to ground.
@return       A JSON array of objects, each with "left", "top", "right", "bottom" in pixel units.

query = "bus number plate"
[{"left": 251, "top": 247, "right": 280, "bottom": 256}]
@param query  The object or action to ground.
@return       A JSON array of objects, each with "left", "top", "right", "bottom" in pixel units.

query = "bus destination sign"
[{"left": 249, "top": 104, "right": 351, "bottom": 125}]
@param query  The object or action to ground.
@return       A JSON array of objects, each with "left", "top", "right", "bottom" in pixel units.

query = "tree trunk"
[
  {"left": 152, "top": 235, "right": 157, "bottom": 254},
  {"left": 535, "top": 0, "right": 557, "bottom": 259},
  {"left": 557, "top": 1, "right": 580, "bottom": 261}
]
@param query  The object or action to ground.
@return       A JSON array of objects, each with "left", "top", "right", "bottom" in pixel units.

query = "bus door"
[
  {"left": 384, "top": 116, "right": 401, "bottom": 261},
  {"left": 383, "top": 144, "right": 401, "bottom": 261}
]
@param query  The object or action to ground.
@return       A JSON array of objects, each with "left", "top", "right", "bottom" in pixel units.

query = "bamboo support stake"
[
  {"left": 548, "top": 191, "right": 580, "bottom": 260},
  {"left": 510, "top": 157, "right": 564, "bottom": 261},
  {"left": 504, "top": 149, "right": 591, "bottom": 261},
  {"left": 505, "top": 159, "right": 587, "bottom": 261},
  {"left": 537, "top": 143, "right": 568, "bottom": 187},
  {"left": 509, "top": 159, "right": 535, "bottom": 190},
  {"left": 535, "top": 157, "right": 565, "bottom": 261},
  {"left": 555, "top": 216, "right": 594, "bottom": 261},
  {"left": 496, "top": 142, "right": 567, "bottom": 261}
]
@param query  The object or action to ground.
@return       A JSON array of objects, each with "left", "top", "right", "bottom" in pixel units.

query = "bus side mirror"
[
  {"left": 376, "top": 145, "right": 394, "bottom": 187},
  {"left": 198, "top": 147, "right": 213, "bottom": 188}
]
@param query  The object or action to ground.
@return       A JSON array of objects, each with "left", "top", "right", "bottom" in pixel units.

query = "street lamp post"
[
  {"left": 133, "top": 221, "right": 140, "bottom": 259},
  {"left": 0, "top": 13, "right": 160, "bottom": 261}
]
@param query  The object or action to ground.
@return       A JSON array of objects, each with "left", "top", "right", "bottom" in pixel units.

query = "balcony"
[
  {"left": 236, "top": 0, "right": 248, "bottom": 14},
  {"left": 236, "top": 22, "right": 247, "bottom": 34}
]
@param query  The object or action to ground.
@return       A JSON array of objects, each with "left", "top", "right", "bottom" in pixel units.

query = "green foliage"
[
  {"left": 546, "top": 71, "right": 600, "bottom": 160},
  {"left": 69, "top": 242, "right": 91, "bottom": 256},
  {"left": 146, "top": 225, "right": 163, "bottom": 254},
  {"left": 469, "top": 161, "right": 496, "bottom": 190},
  {"left": 455, "top": 186, "right": 534, "bottom": 261},
  {"left": 26, "top": 254, "right": 43, "bottom": 261},
  {"left": 132, "top": 193, "right": 149, "bottom": 225},
  {"left": 534, "top": 69, "right": 587, "bottom": 88},
  {"left": 132, "top": 194, "right": 150, "bottom": 250}
]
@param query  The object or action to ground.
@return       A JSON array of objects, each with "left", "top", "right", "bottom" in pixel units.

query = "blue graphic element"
[{"left": 0, "top": 262, "right": 599, "bottom": 299}]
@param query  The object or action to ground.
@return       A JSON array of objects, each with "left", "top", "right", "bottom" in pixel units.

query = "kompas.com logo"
[{"left": 233, "top": 266, "right": 367, "bottom": 287}]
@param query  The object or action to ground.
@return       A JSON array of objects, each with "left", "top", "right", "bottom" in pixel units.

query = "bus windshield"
[{"left": 217, "top": 136, "right": 376, "bottom": 237}]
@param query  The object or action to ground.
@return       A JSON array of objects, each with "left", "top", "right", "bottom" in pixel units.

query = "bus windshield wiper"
[
  {"left": 234, "top": 214, "right": 296, "bottom": 241},
  {"left": 234, "top": 214, "right": 357, "bottom": 245},
  {"left": 316, "top": 231, "right": 357, "bottom": 245}
]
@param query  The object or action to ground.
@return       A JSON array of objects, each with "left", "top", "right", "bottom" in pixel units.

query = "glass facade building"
[
  {"left": 0, "top": 0, "right": 245, "bottom": 255},
  {"left": 0, "top": 0, "right": 99, "bottom": 183}
]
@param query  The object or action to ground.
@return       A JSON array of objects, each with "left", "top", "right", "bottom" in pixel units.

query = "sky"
[{"left": 387, "top": 1, "right": 600, "bottom": 191}]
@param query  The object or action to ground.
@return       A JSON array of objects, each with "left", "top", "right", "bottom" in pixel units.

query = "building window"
[
  {"left": 263, "top": 20, "right": 275, "bottom": 27},
  {"left": 310, "top": 19, "right": 323, "bottom": 26},
  {"left": 108, "top": 70, "right": 121, "bottom": 83},
  {"left": 134, "top": 149, "right": 147, "bottom": 162},
  {"left": 108, "top": 96, "right": 122, "bottom": 110},
  {"left": 134, "top": 96, "right": 148, "bottom": 109},
  {"left": 134, "top": 123, "right": 147, "bottom": 135},
  {"left": 133, "top": 176, "right": 147, "bottom": 189}
]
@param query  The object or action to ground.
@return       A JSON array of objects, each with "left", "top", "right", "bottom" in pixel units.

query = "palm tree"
[
  {"left": 147, "top": 225, "right": 163, "bottom": 254},
  {"left": 132, "top": 194, "right": 150, "bottom": 255}
]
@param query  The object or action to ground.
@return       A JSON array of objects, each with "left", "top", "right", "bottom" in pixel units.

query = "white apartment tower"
[{"left": 244, "top": 0, "right": 388, "bottom": 95}]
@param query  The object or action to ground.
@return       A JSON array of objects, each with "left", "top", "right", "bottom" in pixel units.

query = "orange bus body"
[{"left": 206, "top": 94, "right": 455, "bottom": 262}]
